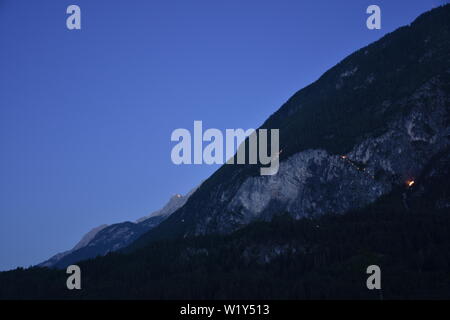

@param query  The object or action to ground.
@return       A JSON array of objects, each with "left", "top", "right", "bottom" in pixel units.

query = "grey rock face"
[
  {"left": 221, "top": 75, "right": 450, "bottom": 227},
  {"left": 170, "top": 70, "right": 449, "bottom": 240},
  {"left": 72, "top": 224, "right": 109, "bottom": 251},
  {"left": 227, "top": 149, "right": 384, "bottom": 221}
]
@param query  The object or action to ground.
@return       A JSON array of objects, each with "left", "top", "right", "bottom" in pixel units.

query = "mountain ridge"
[
  {"left": 127, "top": 4, "right": 450, "bottom": 251},
  {"left": 39, "top": 187, "right": 197, "bottom": 269},
  {"left": 1, "top": 4, "right": 449, "bottom": 299}
]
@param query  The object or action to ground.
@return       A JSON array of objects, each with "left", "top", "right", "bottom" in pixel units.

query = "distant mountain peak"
[
  {"left": 39, "top": 186, "right": 198, "bottom": 268},
  {"left": 136, "top": 189, "right": 198, "bottom": 223}
]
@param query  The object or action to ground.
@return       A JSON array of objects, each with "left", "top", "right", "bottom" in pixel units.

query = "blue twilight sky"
[{"left": 0, "top": 0, "right": 444, "bottom": 271}]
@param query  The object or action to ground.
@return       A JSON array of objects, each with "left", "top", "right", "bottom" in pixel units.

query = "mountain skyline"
[
  {"left": 0, "top": 0, "right": 444, "bottom": 272},
  {"left": 0, "top": 3, "right": 449, "bottom": 299},
  {"left": 38, "top": 186, "right": 197, "bottom": 269}
]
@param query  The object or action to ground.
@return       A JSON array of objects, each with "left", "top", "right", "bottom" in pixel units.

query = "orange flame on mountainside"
[{"left": 406, "top": 180, "right": 415, "bottom": 187}]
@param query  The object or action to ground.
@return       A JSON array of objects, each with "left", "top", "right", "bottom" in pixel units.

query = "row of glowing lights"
[{"left": 340, "top": 155, "right": 415, "bottom": 188}]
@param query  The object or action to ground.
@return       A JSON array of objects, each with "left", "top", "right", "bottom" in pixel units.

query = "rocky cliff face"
[
  {"left": 72, "top": 224, "right": 109, "bottom": 251},
  {"left": 225, "top": 75, "right": 450, "bottom": 225},
  {"left": 130, "top": 5, "right": 450, "bottom": 249}
]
